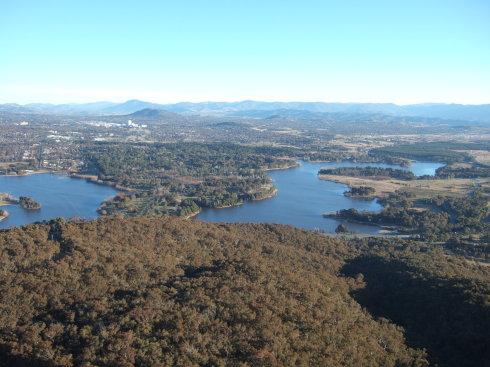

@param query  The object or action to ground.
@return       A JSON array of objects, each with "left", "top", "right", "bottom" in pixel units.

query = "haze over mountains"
[{"left": 1, "top": 100, "right": 490, "bottom": 123}]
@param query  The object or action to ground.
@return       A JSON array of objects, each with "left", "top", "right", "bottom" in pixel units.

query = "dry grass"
[
  {"left": 319, "top": 175, "right": 402, "bottom": 197},
  {"left": 319, "top": 174, "right": 489, "bottom": 199},
  {"left": 460, "top": 150, "right": 490, "bottom": 165}
]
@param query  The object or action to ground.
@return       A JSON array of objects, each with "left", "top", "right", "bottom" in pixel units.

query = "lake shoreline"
[
  {"left": 198, "top": 160, "right": 385, "bottom": 234},
  {"left": 265, "top": 163, "right": 300, "bottom": 171},
  {"left": 191, "top": 188, "right": 279, "bottom": 220},
  {"left": 0, "top": 172, "right": 119, "bottom": 229},
  {"left": 0, "top": 169, "right": 50, "bottom": 177},
  {"left": 198, "top": 160, "right": 445, "bottom": 235},
  {"left": 0, "top": 169, "right": 129, "bottom": 194},
  {"left": 0, "top": 210, "right": 9, "bottom": 221}
]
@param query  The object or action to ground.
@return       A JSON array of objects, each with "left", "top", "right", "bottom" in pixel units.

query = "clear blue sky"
[{"left": 1, "top": 0, "right": 489, "bottom": 104}]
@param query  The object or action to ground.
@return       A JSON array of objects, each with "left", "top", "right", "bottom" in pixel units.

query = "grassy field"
[
  {"left": 460, "top": 150, "right": 490, "bottom": 165},
  {"left": 319, "top": 174, "right": 489, "bottom": 200}
]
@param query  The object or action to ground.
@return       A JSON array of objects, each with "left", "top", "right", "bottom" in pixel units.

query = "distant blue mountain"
[
  {"left": 25, "top": 101, "right": 117, "bottom": 115},
  {"left": 1, "top": 100, "right": 489, "bottom": 123},
  {"left": 161, "top": 101, "right": 490, "bottom": 123},
  {"left": 100, "top": 100, "right": 164, "bottom": 115},
  {"left": 127, "top": 108, "right": 184, "bottom": 120}
]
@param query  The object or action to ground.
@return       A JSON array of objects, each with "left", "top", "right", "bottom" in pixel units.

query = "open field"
[
  {"left": 460, "top": 150, "right": 490, "bottom": 165},
  {"left": 328, "top": 134, "right": 490, "bottom": 156},
  {"left": 319, "top": 174, "right": 489, "bottom": 199}
]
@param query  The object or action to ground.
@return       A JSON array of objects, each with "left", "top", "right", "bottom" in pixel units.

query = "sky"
[{"left": 1, "top": 0, "right": 489, "bottom": 104}]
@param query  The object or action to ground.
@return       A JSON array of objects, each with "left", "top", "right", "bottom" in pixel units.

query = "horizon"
[
  {"left": 3, "top": 99, "right": 490, "bottom": 107},
  {"left": 2, "top": 0, "right": 490, "bottom": 105}
]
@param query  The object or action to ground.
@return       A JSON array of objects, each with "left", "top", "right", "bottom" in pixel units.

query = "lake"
[
  {"left": 0, "top": 161, "right": 444, "bottom": 233},
  {"left": 197, "top": 161, "right": 444, "bottom": 234},
  {"left": 0, "top": 173, "right": 118, "bottom": 229}
]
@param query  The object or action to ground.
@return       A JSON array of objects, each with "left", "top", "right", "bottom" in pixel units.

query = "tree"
[{"left": 335, "top": 223, "right": 349, "bottom": 234}]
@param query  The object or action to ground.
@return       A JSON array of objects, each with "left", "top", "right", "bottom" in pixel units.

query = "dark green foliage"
[
  {"left": 335, "top": 223, "right": 349, "bottom": 233},
  {"left": 426, "top": 191, "right": 488, "bottom": 234},
  {"left": 319, "top": 166, "right": 416, "bottom": 180},
  {"left": 381, "top": 156, "right": 411, "bottom": 166},
  {"left": 82, "top": 142, "right": 296, "bottom": 184},
  {"left": 343, "top": 238, "right": 490, "bottom": 367},
  {"left": 370, "top": 142, "right": 488, "bottom": 163},
  {"left": 81, "top": 142, "right": 294, "bottom": 216},
  {"left": 329, "top": 190, "right": 488, "bottom": 242},
  {"left": 18, "top": 196, "right": 41, "bottom": 210},
  {"left": 344, "top": 185, "right": 376, "bottom": 197},
  {"left": 435, "top": 163, "right": 490, "bottom": 178}
]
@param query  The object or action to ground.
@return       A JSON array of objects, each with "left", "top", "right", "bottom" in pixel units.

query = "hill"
[
  {"left": 0, "top": 217, "right": 424, "bottom": 366},
  {"left": 1, "top": 100, "right": 490, "bottom": 123},
  {"left": 0, "top": 217, "right": 488, "bottom": 366},
  {"left": 101, "top": 100, "right": 164, "bottom": 115},
  {"left": 161, "top": 101, "right": 490, "bottom": 123},
  {"left": 127, "top": 108, "right": 184, "bottom": 120}
]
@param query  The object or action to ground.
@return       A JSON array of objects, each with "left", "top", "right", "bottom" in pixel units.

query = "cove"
[
  {"left": 0, "top": 173, "right": 118, "bottom": 229},
  {"left": 197, "top": 161, "right": 444, "bottom": 234}
]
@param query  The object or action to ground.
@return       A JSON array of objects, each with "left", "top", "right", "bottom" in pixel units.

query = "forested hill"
[{"left": 0, "top": 217, "right": 488, "bottom": 366}]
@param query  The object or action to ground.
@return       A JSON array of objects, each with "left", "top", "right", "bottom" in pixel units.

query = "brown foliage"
[{"left": 0, "top": 217, "right": 426, "bottom": 366}]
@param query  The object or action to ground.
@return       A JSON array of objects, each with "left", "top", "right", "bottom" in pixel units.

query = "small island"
[{"left": 19, "top": 196, "right": 42, "bottom": 210}]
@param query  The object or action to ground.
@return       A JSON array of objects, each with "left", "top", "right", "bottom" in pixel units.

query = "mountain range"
[{"left": 1, "top": 99, "right": 489, "bottom": 123}]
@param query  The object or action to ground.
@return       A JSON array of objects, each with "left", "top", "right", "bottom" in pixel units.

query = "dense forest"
[
  {"left": 435, "top": 163, "right": 490, "bottom": 178},
  {"left": 79, "top": 142, "right": 298, "bottom": 217},
  {"left": 370, "top": 141, "right": 490, "bottom": 164},
  {"left": 344, "top": 185, "right": 376, "bottom": 197},
  {"left": 346, "top": 237, "right": 490, "bottom": 367},
  {"left": 18, "top": 196, "right": 42, "bottom": 210},
  {"left": 329, "top": 190, "right": 489, "bottom": 244},
  {"left": 319, "top": 166, "right": 416, "bottom": 180},
  {"left": 0, "top": 216, "right": 488, "bottom": 366}
]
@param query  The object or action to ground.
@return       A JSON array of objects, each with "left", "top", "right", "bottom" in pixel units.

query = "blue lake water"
[
  {"left": 0, "top": 173, "right": 118, "bottom": 229},
  {"left": 0, "top": 161, "right": 443, "bottom": 233},
  {"left": 197, "top": 161, "right": 444, "bottom": 234}
]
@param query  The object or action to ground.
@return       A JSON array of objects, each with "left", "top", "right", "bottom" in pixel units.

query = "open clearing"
[
  {"left": 460, "top": 150, "right": 490, "bottom": 165},
  {"left": 319, "top": 174, "right": 489, "bottom": 199}
]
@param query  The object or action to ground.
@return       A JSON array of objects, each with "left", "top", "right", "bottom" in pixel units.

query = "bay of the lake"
[
  {"left": 0, "top": 173, "right": 118, "bottom": 229},
  {"left": 1, "top": 161, "right": 443, "bottom": 233},
  {"left": 197, "top": 161, "right": 444, "bottom": 234}
]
